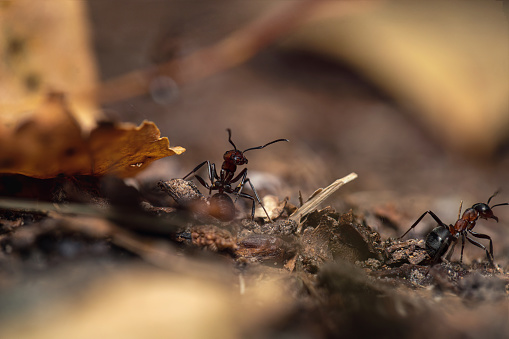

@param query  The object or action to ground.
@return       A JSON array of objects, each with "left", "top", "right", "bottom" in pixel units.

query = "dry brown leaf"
[
  {"left": 0, "top": 93, "right": 185, "bottom": 178},
  {"left": 283, "top": 1, "right": 509, "bottom": 155},
  {"left": 0, "top": 2, "right": 184, "bottom": 178},
  {"left": 88, "top": 120, "right": 185, "bottom": 177},
  {"left": 0, "top": 0, "right": 100, "bottom": 131}
]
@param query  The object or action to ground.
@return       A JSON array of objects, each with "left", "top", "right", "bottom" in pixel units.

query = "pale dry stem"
[{"left": 289, "top": 172, "right": 358, "bottom": 233}]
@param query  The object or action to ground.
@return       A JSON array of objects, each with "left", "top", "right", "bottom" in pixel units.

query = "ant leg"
[
  {"left": 231, "top": 169, "right": 248, "bottom": 195},
  {"left": 234, "top": 181, "right": 271, "bottom": 221},
  {"left": 236, "top": 192, "right": 257, "bottom": 220},
  {"left": 183, "top": 161, "right": 217, "bottom": 194},
  {"left": 206, "top": 162, "right": 214, "bottom": 182},
  {"left": 465, "top": 235, "right": 494, "bottom": 265},
  {"left": 182, "top": 160, "right": 215, "bottom": 184},
  {"left": 194, "top": 175, "right": 211, "bottom": 190},
  {"left": 230, "top": 168, "right": 248, "bottom": 202},
  {"left": 231, "top": 168, "right": 247, "bottom": 185},
  {"left": 444, "top": 239, "right": 458, "bottom": 261},
  {"left": 459, "top": 233, "right": 466, "bottom": 263},
  {"left": 183, "top": 161, "right": 208, "bottom": 180},
  {"left": 230, "top": 169, "right": 270, "bottom": 220},
  {"left": 400, "top": 211, "right": 447, "bottom": 239},
  {"left": 206, "top": 162, "right": 217, "bottom": 195},
  {"left": 210, "top": 163, "right": 220, "bottom": 181},
  {"left": 468, "top": 231, "right": 494, "bottom": 260},
  {"left": 244, "top": 178, "right": 271, "bottom": 221}
]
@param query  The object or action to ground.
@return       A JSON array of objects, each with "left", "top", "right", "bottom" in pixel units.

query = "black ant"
[
  {"left": 400, "top": 192, "right": 508, "bottom": 266},
  {"left": 183, "top": 129, "right": 288, "bottom": 221}
]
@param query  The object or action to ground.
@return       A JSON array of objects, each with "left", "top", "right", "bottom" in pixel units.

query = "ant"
[
  {"left": 183, "top": 129, "right": 288, "bottom": 221},
  {"left": 400, "top": 192, "right": 508, "bottom": 266}
]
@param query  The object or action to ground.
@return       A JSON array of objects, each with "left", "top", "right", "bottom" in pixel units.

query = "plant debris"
[
  {"left": 290, "top": 172, "right": 358, "bottom": 227},
  {"left": 0, "top": 94, "right": 185, "bottom": 178},
  {"left": 3, "top": 2, "right": 509, "bottom": 337},
  {"left": 0, "top": 174, "right": 508, "bottom": 339}
]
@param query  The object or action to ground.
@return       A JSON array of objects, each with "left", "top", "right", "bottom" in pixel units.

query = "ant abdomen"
[
  {"left": 209, "top": 193, "right": 236, "bottom": 222},
  {"left": 425, "top": 226, "right": 452, "bottom": 259}
]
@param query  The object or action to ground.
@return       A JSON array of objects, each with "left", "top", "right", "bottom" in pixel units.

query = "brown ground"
[{"left": 1, "top": 2, "right": 508, "bottom": 338}]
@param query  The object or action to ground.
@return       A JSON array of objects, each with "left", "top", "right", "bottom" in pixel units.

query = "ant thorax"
[
  {"left": 461, "top": 208, "right": 478, "bottom": 222},
  {"left": 452, "top": 219, "right": 469, "bottom": 234}
]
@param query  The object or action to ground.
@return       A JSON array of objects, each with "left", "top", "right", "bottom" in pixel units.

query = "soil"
[
  {"left": 1, "top": 2, "right": 509, "bottom": 338},
  {"left": 1, "top": 175, "right": 508, "bottom": 338}
]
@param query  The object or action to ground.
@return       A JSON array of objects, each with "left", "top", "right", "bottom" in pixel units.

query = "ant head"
[
  {"left": 225, "top": 129, "right": 248, "bottom": 165},
  {"left": 223, "top": 150, "right": 248, "bottom": 165},
  {"left": 471, "top": 191, "right": 509, "bottom": 222},
  {"left": 472, "top": 203, "right": 498, "bottom": 221}
]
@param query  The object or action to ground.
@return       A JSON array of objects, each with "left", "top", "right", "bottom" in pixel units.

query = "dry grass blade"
[{"left": 289, "top": 172, "right": 357, "bottom": 230}]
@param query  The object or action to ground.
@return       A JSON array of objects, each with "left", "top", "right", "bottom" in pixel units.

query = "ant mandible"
[
  {"left": 183, "top": 129, "right": 288, "bottom": 221},
  {"left": 400, "top": 192, "right": 508, "bottom": 266}
]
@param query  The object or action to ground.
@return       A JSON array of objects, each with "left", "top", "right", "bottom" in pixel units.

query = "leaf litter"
[
  {"left": 0, "top": 93, "right": 185, "bottom": 178},
  {"left": 1, "top": 170, "right": 507, "bottom": 338},
  {"left": 2, "top": 2, "right": 509, "bottom": 337}
]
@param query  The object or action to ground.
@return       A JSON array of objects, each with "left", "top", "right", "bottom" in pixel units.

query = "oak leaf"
[{"left": 0, "top": 93, "right": 185, "bottom": 178}]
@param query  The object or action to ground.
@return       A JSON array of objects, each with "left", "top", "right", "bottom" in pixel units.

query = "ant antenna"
[
  {"left": 243, "top": 138, "right": 289, "bottom": 153},
  {"left": 487, "top": 190, "right": 508, "bottom": 209},
  {"left": 491, "top": 203, "right": 509, "bottom": 209},
  {"left": 226, "top": 128, "right": 237, "bottom": 150},
  {"left": 487, "top": 190, "right": 500, "bottom": 205}
]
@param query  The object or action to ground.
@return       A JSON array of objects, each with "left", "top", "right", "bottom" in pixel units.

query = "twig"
[
  {"left": 289, "top": 172, "right": 358, "bottom": 232},
  {"left": 0, "top": 199, "right": 231, "bottom": 279},
  {"left": 93, "top": 0, "right": 324, "bottom": 104},
  {"left": 0, "top": 198, "right": 183, "bottom": 234},
  {"left": 52, "top": 214, "right": 233, "bottom": 280}
]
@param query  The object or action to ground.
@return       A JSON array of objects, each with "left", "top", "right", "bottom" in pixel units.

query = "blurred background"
[
  {"left": 90, "top": 0, "right": 509, "bottom": 248},
  {"left": 1, "top": 1, "right": 509, "bottom": 338}
]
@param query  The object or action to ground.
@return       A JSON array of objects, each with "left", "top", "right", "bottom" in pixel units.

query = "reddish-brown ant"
[
  {"left": 183, "top": 129, "right": 288, "bottom": 221},
  {"left": 400, "top": 192, "right": 508, "bottom": 266}
]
